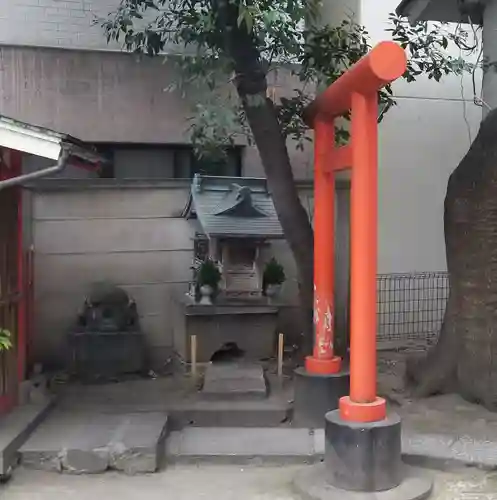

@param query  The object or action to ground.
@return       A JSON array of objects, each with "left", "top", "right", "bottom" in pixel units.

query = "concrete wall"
[
  {"left": 0, "top": 0, "right": 122, "bottom": 50},
  {"left": 0, "top": 46, "right": 312, "bottom": 180},
  {"left": 30, "top": 182, "right": 193, "bottom": 367},
  {"left": 0, "top": 46, "right": 195, "bottom": 145},
  {"left": 28, "top": 181, "right": 335, "bottom": 368}
]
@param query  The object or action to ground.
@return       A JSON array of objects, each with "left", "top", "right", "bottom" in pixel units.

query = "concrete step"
[
  {"left": 166, "top": 427, "right": 323, "bottom": 464},
  {"left": 201, "top": 363, "right": 268, "bottom": 401},
  {"left": 165, "top": 425, "right": 497, "bottom": 470},
  {"left": 0, "top": 399, "right": 55, "bottom": 475},
  {"left": 19, "top": 409, "right": 169, "bottom": 475},
  {"left": 168, "top": 397, "right": 291, "bottom": 429}
]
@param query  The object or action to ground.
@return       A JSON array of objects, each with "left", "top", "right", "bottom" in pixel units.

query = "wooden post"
[
  {"left": 191, "top": 335, "right": 197, "bottom": 377},
  {"left": 277, "top": 333, "right": 284, "bottom": 378}
]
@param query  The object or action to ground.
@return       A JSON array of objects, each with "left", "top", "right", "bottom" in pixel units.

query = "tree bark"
[
  {"left": 409, "top": 107, "right": 497, "bottom": 409},
  {"left": 212, "top": 0, "right": 315, "bottom": 350}
]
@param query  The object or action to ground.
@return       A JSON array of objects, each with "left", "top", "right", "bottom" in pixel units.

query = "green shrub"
[
  {"left": 197, "top": 258, "right": 222, "bottom": 291},
  {"left": 263, "top": 258, "right": 286, "bottom": 289}
]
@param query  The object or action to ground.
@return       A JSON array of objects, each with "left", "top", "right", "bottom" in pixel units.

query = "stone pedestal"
[
  {"left": 293, "top": 368, "right": 349, "bottom": 428},
  {"left": 177, "top": 302, "right": 278, "bottom": 363},
  {"left": 293, "top": 409, "right": 433, "bottom": 500},
  {"left": 67, "top": 330, "right": 145, "bottom": 381},
  {"left": 325, "top": 411, "right": 401, "bottom": 491}
]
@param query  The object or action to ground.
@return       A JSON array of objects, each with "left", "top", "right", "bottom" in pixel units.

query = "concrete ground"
[{"left": 2, "top": 464, "right": 497, "bottom": 500}]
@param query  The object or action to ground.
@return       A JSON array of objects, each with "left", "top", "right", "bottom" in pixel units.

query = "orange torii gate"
[
  {"left": 293, "top": 42, "right": 433, "bottom": 500},
  {"left": 306, "top": 41, "right": 407, "bottom": 422}
]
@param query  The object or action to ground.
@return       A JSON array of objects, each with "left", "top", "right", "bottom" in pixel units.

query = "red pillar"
[
  {"left": 338, "top": 92, "right": 386, "bottom": 422},
  {"left": 11, "top": 150, "right": 26, "bottom": 383},
  {"left": 305, "top": 120, "right": 341, "bottom": 375}
]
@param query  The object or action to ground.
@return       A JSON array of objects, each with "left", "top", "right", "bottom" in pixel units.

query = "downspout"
[{"left": 0, "top": 149, "right": 70, "bottom": 191}]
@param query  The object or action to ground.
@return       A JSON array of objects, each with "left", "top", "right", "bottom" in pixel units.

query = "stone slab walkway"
[
  {"left": 27, "top": 375, "right": 497, "bottom": 470},
  {"left": 3, "top": 464, "right": 497, "bottom": 500},
  {"left": 397, "top": 394, "right": 497, "bottom": 468}
]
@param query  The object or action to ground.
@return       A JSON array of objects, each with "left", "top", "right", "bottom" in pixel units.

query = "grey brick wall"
[{"left": 0, "top": 0, "right": 125, "bottom": 50}]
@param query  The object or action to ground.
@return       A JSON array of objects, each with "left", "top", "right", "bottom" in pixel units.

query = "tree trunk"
[
  {"left": 242, "top": 94, "right": 315, "bottom": 353},
  {"left": 213, "top": 0, "right": 315, "bottom": 351},
  {"left": 409, "top": 107, "right": 497, "bottom": 409}
]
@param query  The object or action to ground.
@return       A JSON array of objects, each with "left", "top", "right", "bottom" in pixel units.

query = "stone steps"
[
  {"left": 16, "top": 364, "right": 292, "bottom": 475},
  {"left": 19, "top": 421, "right": 497, "bottom": 474},
  {"left": 19, "top": 410, "right": 169, "bottom": 475},
  {"left": 168, "top": 398, "right": 291, "bottom": 429},
  {"left": 167, "top": 362, "right": 288, "bottom": 428},
  {"left": 200, "top": 362, "right": 268, "bottom": 401},
  {"left": 166, "top": 427, "right": 323, "bottom": 464}
]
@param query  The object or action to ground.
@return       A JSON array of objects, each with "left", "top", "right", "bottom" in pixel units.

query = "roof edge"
[{"left": 0, "top": 114, "right": 105, "bottom": 165}]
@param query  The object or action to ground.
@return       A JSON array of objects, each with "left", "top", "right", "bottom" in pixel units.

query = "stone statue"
[{"left": 77, "top": 282, "right": 138, "bottom": 332}]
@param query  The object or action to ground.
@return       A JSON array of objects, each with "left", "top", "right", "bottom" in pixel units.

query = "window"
[
  {"left": 92, "top": 144, "right": 243, "bottom": 180},
  {"left": 173, "top": 146, "right": 242, "bottom": 178}
]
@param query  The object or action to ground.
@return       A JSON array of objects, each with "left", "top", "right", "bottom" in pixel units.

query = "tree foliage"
[{"left": 101, "top": 1, "right": 474, "bottom": 157}]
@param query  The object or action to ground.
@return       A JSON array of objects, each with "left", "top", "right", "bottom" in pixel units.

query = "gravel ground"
[{"left": 2, "top": 464, "right": 497, "bottom": 500}]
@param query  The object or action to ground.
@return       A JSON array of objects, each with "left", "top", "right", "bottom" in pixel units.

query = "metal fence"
[{"left": 377, "top": 272, "right": 449, "bottom": 344}]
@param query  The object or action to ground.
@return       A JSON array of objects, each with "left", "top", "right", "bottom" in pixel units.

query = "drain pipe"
[{"left": 0, "top": 149, "right": 70, "bottom": 191}]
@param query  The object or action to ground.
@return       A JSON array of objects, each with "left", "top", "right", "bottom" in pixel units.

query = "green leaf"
[{"left": 0, "top": 328, "right": 12, "bottom": 351}]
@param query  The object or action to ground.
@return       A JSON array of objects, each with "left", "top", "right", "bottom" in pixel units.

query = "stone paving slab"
[
  {"left": 20, "top": 410, "right": 168, "bottom": 475},
  {"left": 201, "top": 363, "right": 268, "bottom": 400},
  {"left": 0, "top": 399, "right": 55, "bottom": 475}
]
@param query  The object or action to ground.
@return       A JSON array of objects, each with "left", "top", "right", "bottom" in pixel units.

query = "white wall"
[{"left": 361, "top": 0, "right": 483, "bottom": 273}]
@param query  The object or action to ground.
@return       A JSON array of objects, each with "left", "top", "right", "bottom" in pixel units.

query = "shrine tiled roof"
[{"left": 183, "top": 174, "right": 284, "bottom": 239}]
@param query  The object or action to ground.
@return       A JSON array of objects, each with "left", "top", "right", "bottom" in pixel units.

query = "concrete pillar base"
[
  {"left": 325, "top": 410, "right": 401, "bottom": 491},
  {"left": 293, "top": 368, "right": 349, "bottom": 428},
  {"left": 293, "top": 463, "right": 433, "bottom": 500},
  {"left": 292, "top": 409, "right": 433, "bottom": 500}
]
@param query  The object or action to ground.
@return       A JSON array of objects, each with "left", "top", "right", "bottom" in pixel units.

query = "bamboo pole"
[
  {"left": 277, "top": 333, "right": 284, "bottom": 378},
  {"left": 191, "top": 335, "right": 197, "bottom": 377}
]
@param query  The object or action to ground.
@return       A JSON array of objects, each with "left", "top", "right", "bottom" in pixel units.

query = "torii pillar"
[{"left": 293, "top": 42, "right": 433, "bottom": 500}]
